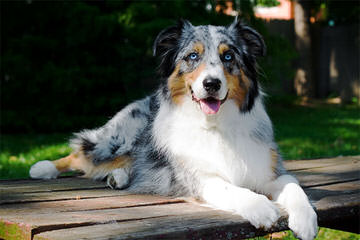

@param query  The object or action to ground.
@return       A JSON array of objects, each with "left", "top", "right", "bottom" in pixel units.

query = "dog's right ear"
[{"left": 153, "top": 19, "right": 192, "bottom": 78}]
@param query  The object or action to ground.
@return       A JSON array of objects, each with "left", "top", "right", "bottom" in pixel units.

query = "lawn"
[
  {"left": 0, "top": 134, "right": 72, "bottom": 180},
  {"left": 0, "top": 98, "right": 359, "bottom": 240},
  {"left": 268, "top": 97, "right": 360, "bottom": 160}
]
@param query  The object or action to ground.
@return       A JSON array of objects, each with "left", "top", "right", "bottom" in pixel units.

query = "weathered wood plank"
[
  {"left": 305, "top": 180, "right": 360, "bottom": 201},
  {"left": 0, "top": 178, "right": 106, "bottom": 193},
  {"left": 0, "top": 189, "right": 130, "bottom": 204},
  {"left": 30, "top": 179, "right": 360, "bottom": 240},
  {"left": 1, "top": 203, "right": 223, "bottom": 240},
  {"left": 0, "top": 195, "right": 184, "bottom": 215},
  {"left": 33, "top": 212, "right": 288, "bottom": 240},
  {"left": 284, "top": 155, "right": 360, "bottom": 171},
  {"left": 1, "top": 203, "right": 210, "bottom": 227},
  {"left": 306, "top": 180, "right": 360, "bottom": 221},
  {"left": 307, "top": 179, "right": 360, "bottom": 232},
  {"left": 291, "top": 158, "right": 360, "bottom": 187}
]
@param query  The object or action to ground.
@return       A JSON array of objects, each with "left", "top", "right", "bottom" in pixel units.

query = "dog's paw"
[
  {"left": 29, "top": 160, "right": 60, "bottom": 179},
  {"left": 237, "top": 193, "right": 280, "bottom": 229},
  {"left": 288, "top": 204, "right": 318, "bottom": 240},
  {"left": 106, "top": 168, "right": 129, "bottom": 189}
]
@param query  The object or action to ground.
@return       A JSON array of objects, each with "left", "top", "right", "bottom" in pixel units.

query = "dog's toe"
[{"left": 106, "top": 168, "right": 129, "bottom": 189}]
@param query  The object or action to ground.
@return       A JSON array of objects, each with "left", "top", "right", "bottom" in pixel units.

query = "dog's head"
[{"left": 153, "top": 18, "right": 265, "bottom": 114}]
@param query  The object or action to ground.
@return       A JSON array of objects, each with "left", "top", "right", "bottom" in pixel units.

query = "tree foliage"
[{"left": 1, "top": 0, "right": 295, "bottom": 133}]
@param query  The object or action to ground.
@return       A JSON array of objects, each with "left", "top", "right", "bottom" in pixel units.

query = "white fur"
[
  {"left": 29, "top": 160, "right": 60, "bottom": 179},
  {"left": 154, "top": 97, "right": 275, "bottom": 190},
  {"left": 266, "top": 175, "right": 318, "bottom": 240},
  {"left": 201, "top": 177, "right": 279, "bottom": 229}
]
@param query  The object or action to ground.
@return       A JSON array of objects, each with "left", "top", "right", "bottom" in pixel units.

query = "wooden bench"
[{"left": 1, "top": 156, "right": 359, "bottom": 240}]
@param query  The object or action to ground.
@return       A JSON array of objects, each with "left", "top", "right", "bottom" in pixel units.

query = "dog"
[{"left": 30, "top": 18, "right": 318, "bottom": 240}]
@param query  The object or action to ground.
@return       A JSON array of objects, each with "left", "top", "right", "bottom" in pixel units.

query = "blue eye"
[
  {"left": 189, "top": 52, "right": 199, "bottom": 60},
  {"left": 224, "top": 53, "right": 232, "bottom": 61}
]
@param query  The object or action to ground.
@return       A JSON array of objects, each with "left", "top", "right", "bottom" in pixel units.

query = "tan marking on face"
[
  {"left": 225, "top": 69, "right": 251, "bottom": 107},
  {"left": 218, "top": 43, "right": 230, "bottom": 55},
  {"left": 193, "top": 42, "right": 205, "bottom": 55},
  {"left": 168, "top": 42, "right": 207, "bottom": 104},
  {"left": 168, "top": 64, "right": 186, "bottom": 104},
  {"left": 168, "top": 63, "right": 207, "bottom": 105},
  {"left": 184, "top": 63, "right": 206, "bottom": 85}
]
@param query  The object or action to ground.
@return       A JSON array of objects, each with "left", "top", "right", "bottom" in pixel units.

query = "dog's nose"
[{"left": 203, "top": 78, "right": 221, "bottom": 93}]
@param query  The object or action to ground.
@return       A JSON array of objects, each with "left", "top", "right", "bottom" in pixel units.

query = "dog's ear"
[
  {"left": 153, "top": 19, "right": 193, "bottom": 77},
  {"left": 228, "top": 18, "right": 263, "bottom": 112},
  {"left": 228, "top": 17, "right": 266, "bottom": 58}
]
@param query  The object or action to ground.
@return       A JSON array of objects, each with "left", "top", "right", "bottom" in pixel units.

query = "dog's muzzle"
[{"left": 191, "top": 88, "right": 228, "bottom": 115}]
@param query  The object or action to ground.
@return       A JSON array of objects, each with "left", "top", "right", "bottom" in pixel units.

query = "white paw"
[
  {"left": 29, "top": 160, "right": 60, "bottom": 179},
  {"left": 107, "top": 168, "right": 129, "bottom": 189},
  {"left": 236, "top": 193, "right": 280, "bottom": 229},
  {"left": 288, "top": 205, "right": 318, "bottom": 240}
]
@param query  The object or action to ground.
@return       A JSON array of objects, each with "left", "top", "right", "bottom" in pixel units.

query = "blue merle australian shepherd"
[{"left": 30, "top": 18, "right": 318, "bottom": 240}]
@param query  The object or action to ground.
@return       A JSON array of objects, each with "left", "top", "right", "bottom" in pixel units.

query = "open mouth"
[{"left": 191, "top": 90, "right": 228, "bottom": 115}]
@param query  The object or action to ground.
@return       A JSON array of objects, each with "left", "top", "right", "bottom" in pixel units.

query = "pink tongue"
[{"left": 199, "top": 98, "right": 221, "bottom": 114}]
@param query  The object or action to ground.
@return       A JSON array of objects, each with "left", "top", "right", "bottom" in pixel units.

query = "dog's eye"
[
  {"left": 188, "top": 52, "right": 199, "bottom": 61},
  {"left": 223, "top": 53, "right": 233, "bottom": 62}
]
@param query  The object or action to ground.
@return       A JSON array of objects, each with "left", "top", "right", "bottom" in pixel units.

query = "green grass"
[
  {"left": 0, "top": 134, "right": 72, "bottom": 179},
  {"left": 250, "top": 228, "right": 359, "bottom": 239},
  {"left": 268, "top": 98, "right": 360, "bottom": 160}
]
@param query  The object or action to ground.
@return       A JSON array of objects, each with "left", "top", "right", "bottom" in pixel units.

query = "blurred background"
[
  {"left": 0, "top": 0, "right": 359, "bottom": 179},
  {"left": 1, "top": 0, "right": 359, "bottom": 133}
]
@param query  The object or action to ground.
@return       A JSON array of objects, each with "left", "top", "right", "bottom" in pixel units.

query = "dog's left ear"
[
  {"left": 153, "top": 19, "right": 193, "bottom": 77},
  {"left": 228, "top": 18, "right": 266, "bottom": 58}
]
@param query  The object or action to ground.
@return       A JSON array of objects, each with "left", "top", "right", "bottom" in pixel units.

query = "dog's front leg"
[
  {"left": 200, "top": 176, "right": 279, "bottom": 229},
  {"left": 267, "top": 175, "right": 318, "bottom": 240}
]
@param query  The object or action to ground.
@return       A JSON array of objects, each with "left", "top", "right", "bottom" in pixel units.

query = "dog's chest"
[{"left": 154, "top": 103, "right": 274, "bottom": 189}]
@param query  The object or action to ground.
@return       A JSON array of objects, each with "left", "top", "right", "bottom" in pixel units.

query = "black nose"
[{"left": 203, "top": 78, "right": 221, "bottom": 93}]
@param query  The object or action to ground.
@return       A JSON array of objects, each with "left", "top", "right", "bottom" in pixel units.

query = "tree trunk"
[{"left": 293, "top": 0, "right": 315, "bottom": 97}]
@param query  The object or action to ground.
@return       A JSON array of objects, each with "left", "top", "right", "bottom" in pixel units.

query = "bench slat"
[
  {"left": 291, "top": 157, "right": 360, "bottom": 187},
  {"left": 0, "top": 195, "right": 184, "bottom": 215},
  {"left": 33, "top": 212, "right": 287, "bottom": 240},
  {"left": 0, "top": 177, "right": 105, "bottom": 193},
  {"left": 0, "top": 188, "right": 130, "bottom": 204},
  {"left": 284, "top": 156, "right": 360, "bottom": 171}
]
